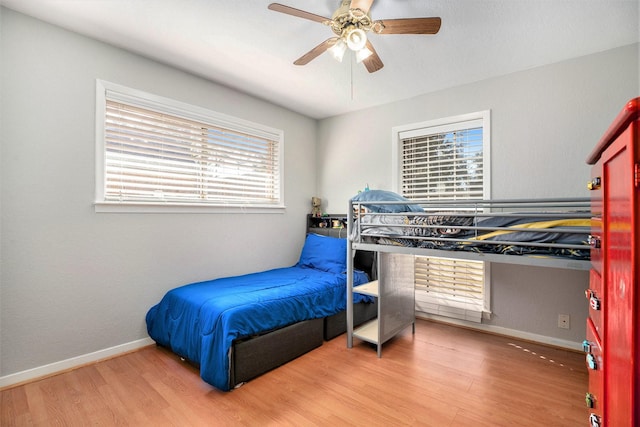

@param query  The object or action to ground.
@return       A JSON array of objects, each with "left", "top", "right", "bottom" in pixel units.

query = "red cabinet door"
[{"left": 600, "top": 116, "right": 638, "bottom": 426}]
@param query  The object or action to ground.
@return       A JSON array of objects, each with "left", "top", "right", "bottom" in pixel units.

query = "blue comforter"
[{"left": 146, "top": 265, "right": 371, "bottom": 391}]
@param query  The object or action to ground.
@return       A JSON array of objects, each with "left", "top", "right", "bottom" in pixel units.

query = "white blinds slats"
[
  {"left": 104, "top": 99, "right": 279, "bottom": 204},
  {"left": 399, "top": 115, "right": 487, "bottom": 321},
  {"left": 415, "top": 256, "right": 484, "bottom": 310},
  {"left": 401, "top": 125, "right": 483, "bottom": 201}
]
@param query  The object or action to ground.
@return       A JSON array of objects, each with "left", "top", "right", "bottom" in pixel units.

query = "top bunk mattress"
[{"left": 349, "top": 193, "right": 592, "bottom": 266}]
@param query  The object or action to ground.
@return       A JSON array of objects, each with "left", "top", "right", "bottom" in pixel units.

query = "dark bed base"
[
  {"left": 324, "top": 300, "right": 378, "bottom": 341},
  {"left": 231, "top": 317, "right": 324, "bottom": 387},
  {"left": 229, "top": 301, "right": 377, "bottom": 388}
]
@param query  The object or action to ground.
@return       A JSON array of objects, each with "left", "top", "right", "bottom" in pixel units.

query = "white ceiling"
[{"left": 1, "top": 0, "right": 638, "bottom": 119}]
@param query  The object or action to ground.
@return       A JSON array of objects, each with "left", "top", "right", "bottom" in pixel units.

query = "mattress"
[{"left": 353, "top": 213, "right": 591, "bottom": 260}]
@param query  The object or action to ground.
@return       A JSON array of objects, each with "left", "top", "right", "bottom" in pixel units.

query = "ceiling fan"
[{"left": 268, "top": 0, "right": 441, "bottom": 73}]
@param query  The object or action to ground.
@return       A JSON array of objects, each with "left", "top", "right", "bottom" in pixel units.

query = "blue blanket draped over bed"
[{"left": 146, "top": 234, "right": 371, "bottom": 391}]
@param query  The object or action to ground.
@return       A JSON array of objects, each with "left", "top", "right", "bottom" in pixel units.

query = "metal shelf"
[{"left": 354, "top": 280, "right": 378, "bottom": 297}]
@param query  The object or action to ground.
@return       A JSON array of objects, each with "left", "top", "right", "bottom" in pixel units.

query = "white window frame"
[
  {"left": 94, "top": 80, "right": 285, "bottom": 214},
  {"left": 391, "top": 110, "right": 491, "bottom": 321}
]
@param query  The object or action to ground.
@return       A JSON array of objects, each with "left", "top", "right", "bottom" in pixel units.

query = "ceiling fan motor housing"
[{"left": 329, "top": 3, "right": 378, "bottom": 38}]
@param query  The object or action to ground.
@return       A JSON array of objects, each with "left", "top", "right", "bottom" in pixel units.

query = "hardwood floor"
[{"left": 1, "top": 319, "right": 588, "bottom": 426}]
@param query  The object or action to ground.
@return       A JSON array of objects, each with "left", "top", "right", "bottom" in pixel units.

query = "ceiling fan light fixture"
[
  {"left": 345, "top": 27, "right": 367, "bottom": 51},
  {"left": 355, "top": 46, "right": 373, "bottom": 63},
  {"left": 268, "top": 2, "right": 441, "bottom": 74},
  {"left": 328, "top": 39, "right": 347, "bottom": 62}
]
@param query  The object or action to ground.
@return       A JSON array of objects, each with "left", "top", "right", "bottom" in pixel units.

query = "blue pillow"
[
  {"left": 297, "top": 233, "right": 346, "bottom": 274},
  {"left": 351, "top": 190, "right": 423, "bottom": 213}
]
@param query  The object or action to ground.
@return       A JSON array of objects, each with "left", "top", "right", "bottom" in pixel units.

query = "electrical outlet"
[{"left": 558, "top": 314, "right": 570, "bottom": 329}]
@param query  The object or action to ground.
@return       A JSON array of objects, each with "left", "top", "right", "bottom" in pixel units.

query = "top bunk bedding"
[
  {"left": 348, "top": 191, "right": 592, "bottom": 270},
  {"left": 146, "top": 233, "right": 373, "bottom": 391}
]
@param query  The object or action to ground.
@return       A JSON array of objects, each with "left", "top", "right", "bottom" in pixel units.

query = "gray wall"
[
  {"left": 317, "top": 43, "right": 639, "bottom": 344},
  {"left": 0, "top": 9, "right": 317, "bottom": 377}
]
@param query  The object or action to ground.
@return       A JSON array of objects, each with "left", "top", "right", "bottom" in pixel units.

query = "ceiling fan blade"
[
  {"left": 362, "top": 40, "right": 384, "bottom": 73},
  {"left": 350, "top": 0, "right": 375, "bottom": 14},
  {"left": 293, "top": 38, "right": 339, "bottom": 66},
  {"left": 378, "top": 17, "right": 442, "bottom": 35},
  {"left": 268, "top": 3, "right": 329, "bottom": 24}
]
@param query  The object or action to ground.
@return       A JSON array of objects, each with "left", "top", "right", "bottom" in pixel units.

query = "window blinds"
[
  {"left": 399, "top": 117, "right": 487, "bottom": 322},
  {"left": 103, "top": 98, "right": 280, "bottom": 205},
  {"left": 415, "top": 256, "right": 485, "bottom": 311},
  {"left": 400, "top": 119, "right": 483, "bottom": 201}
]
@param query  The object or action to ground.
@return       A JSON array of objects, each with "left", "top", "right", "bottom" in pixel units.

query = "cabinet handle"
[
  {"left": 590, "top": 295, "right": 601, "bottom": 311},
  {"left": 587, "top": 177, "right": 601, "bottom": 190},
  {"left": 588, "top": 235, "right": 601, "bottom": 249},
  {"left": 586, "top": 353, "right": 598, "bottom": 370},
  {"left": 589, "top": 413, "right": 601, "bottom": 427},
  {"left": 585, "top": 393, "right": 595, "bottom": 408},
  {"left": 582, "top": 340, "right": 592, "bottom": 353}
]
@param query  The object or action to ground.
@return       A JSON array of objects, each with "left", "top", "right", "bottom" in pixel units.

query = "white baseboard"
[
  {"left": 416, "top": 312, "right": 583, "bottom": 352},
  {"left": 0, "top": 337, "right": 155, "bottom": 389}
]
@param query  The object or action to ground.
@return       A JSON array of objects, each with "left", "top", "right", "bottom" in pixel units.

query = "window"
[
  {"left": 392, "top": 111, "right": 491, "bottom": 322},
  {"left": 95, "top": 80, "right": 284, "bottom": 213},
  {"left": 414, "top": 256, "right": 486, "bottom": 322}
]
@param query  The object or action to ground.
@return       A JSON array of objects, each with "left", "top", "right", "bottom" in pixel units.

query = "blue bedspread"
[{"left": 146, "top": 265, "right": 371, "bottom": 391}]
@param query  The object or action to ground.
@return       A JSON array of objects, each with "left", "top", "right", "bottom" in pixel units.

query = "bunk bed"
[
  {"left": 146, "top": 233, "right": 376, "bottom": 391},
  {"left": 345, "top": 191, "right": 593, "bottom": 354}
]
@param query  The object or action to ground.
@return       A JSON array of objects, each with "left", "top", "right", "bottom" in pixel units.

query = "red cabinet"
[{"left": 585, "top": 97, "right": 639, "bottom": 426}]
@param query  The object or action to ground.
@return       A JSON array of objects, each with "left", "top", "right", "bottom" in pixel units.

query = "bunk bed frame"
[{"left": 346, "top": 197, "right": 593, "bottom": 352}]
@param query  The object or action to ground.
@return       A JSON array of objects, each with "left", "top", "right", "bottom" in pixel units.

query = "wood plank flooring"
[{"left": 1, "top": 319, "right": 589, "bottom": 426}]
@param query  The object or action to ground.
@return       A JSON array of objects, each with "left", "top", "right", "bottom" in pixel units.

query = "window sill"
[{"left": 94, "top": 201, "right": 286, "bottom": 214}]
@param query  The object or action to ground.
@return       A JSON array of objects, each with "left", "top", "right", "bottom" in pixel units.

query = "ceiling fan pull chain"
[{"left": 351, "top": 54, "right": 355, "bottom": 101}]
